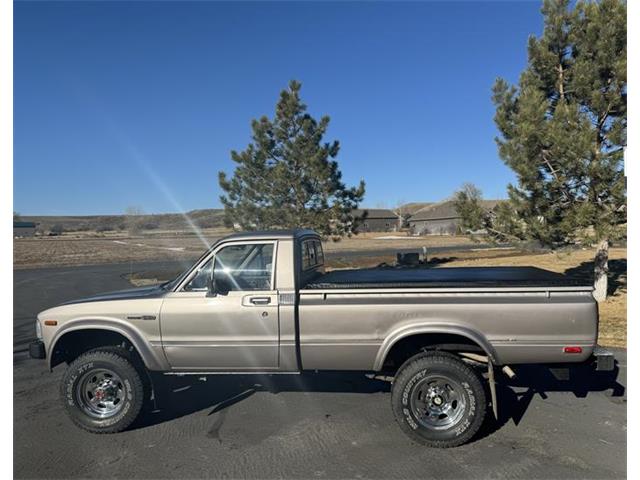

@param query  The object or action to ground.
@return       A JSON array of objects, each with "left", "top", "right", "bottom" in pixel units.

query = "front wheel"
[
  {"left": 61, "top": 349, "right": 145, "bottom": 433},
  {"left": 391, "top": 351, "right": 486, "bottom": 448}
]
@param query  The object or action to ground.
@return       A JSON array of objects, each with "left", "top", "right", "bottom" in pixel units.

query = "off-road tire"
[
  {"left": 61, "top": 348, "right": 145, "bottom": 433},
  {"left": 391, "top": 351, "right": 486, "bottom": 448}
]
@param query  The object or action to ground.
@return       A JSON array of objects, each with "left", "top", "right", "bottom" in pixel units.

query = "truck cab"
[{"left": 158, "top": 229, "right": 320, "bottom": 371}]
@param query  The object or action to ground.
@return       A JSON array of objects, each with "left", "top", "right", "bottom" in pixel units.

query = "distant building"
[
  {"left": 352, "top": 209, "right": 400, "bottom": 232},
  {"left": 14, "top": 221, "right": 37, "bottom": 237},
  {"left": 408, "top": 200, "right": 501, "bottom": 235}
]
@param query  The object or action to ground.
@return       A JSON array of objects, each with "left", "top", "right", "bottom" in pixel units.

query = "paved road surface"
[{"left": 14, "top": 262, "right": 626, "bottom": 479}]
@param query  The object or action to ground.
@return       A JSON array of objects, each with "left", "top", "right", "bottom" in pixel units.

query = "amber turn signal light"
[{"left": 44, "top": 320, "right": 58, "bottom": 326}]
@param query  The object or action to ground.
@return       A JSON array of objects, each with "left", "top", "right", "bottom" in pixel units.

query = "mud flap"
[{"left": 488, "top": 359, "right": 498, "bottom": 420}]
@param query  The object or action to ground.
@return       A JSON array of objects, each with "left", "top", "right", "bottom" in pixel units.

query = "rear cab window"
[{"left": 302, "top": 238, "right": 324, "bottom": 270}]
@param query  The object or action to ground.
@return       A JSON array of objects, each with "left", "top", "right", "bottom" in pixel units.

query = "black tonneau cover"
[{"left": 304, "top": 266, "right": 588, "bottom": 289}]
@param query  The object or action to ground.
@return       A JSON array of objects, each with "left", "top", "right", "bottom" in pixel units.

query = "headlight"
[{"left": 35, "top": 319, "right": 43, "bottom": 340}]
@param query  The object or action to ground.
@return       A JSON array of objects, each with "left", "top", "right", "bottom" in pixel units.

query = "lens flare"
[{"left": 120, "top": 141, "right": 211, "bottom": 250}]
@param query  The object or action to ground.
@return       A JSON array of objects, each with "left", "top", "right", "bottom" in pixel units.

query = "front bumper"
[{"left": 29, "top": 340, "right": 46, "bottom": 359}]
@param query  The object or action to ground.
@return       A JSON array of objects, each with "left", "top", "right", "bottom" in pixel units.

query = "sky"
[{"left": 14, "top": 1, "right": 544, "bottom": 215}]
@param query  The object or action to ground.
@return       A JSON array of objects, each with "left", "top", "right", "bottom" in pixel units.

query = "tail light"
[{"left": 563, "top": 346, "right": 583, "bottom": 354}]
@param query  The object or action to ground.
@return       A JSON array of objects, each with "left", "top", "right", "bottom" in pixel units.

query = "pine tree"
[
  {"left": 454, "top": 183, "right": 526, "bottom": 241},
  {"left": 218, "top": 80, "right": 366, "bottom": 239},
  {"left": 491, "top": 0, "right": 626, "bottom": 301},
  {"left": 453, "top": 183, "right": 485, "bottom": 232}
]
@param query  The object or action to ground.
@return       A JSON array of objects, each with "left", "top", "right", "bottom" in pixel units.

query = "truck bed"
[{"left": 304, "top": 266, "right": 588, "bottom": 289}]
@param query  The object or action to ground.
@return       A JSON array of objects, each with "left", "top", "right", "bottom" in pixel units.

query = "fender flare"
[
  {"left": 48, "top": 318, "right": 169, "bottom": 371},
  {"left": 373, "top": 323, "right": 500, "bottom": 371}
]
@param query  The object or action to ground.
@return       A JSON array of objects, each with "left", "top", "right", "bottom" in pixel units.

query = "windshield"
[{"left": 161, "top": 246, "right": 215, "bottom": 291}]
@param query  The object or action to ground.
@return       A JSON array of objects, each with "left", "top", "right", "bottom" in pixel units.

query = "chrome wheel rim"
[
  {"left": 409, "top": 374, "right": 467, "bottom": 430},
  {"left": 76, "top": 368, "right": 125, "bottom": 419}
]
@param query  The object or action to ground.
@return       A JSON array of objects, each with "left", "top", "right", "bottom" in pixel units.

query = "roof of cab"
[{"left": 219, "top": 229, "right": 319, "bottom": 242}]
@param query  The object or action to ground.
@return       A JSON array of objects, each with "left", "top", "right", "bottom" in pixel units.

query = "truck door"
[{"left": 159, "top": 241, "right": 280, "bottom": 370}]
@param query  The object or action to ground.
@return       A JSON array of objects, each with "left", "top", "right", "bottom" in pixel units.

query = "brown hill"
[{"left": 21, "top": 209, "right": 226, "bottom": 233}]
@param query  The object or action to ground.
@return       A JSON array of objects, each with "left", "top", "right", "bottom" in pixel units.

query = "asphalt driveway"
[{"left": 13, "top": 262, "right": 627, "bottom": 479}]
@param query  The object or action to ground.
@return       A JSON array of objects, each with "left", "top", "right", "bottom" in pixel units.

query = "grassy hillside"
[
  {"left": 20, "top": 201, "right": 457, "bottom": 233},
  {"left": 20, "top": 209, "right": 226, "bottom": 233}
]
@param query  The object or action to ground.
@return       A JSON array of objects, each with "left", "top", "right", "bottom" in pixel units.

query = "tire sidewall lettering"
[{"left": 63, "top": 356, "right": 138, "bottom": 430}]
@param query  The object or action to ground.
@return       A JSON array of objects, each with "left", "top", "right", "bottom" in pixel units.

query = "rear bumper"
[
  {"left": 29, "top": 340, "right": 46, "bottom": 359},
  {"left": 591, "top": 345, "right": 615, "bottom": 371}
]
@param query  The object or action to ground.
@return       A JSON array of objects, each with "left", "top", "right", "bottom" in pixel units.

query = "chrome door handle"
[{"left": 250, "top": 297, "right": 271, "bottom": 306}]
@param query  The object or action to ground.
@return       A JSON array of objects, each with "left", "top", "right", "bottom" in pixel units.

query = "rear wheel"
[
  {"left": 391, "top": 351, "right": 486, "bottom": 448},
  {"left": 61, "top": 349, "right": 145, "bottom": 433}
]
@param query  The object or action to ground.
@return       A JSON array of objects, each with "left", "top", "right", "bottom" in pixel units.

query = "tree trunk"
[{"left": 593, "top": 239, "right": 609, "bottom": 302}]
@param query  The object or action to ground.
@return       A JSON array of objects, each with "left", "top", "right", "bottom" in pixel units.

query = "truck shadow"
[
  {"left": 476, "top": 363, "right": 625, "bottom": 442},
  {"left": 133, "top": 363, "right": 625, "bottom": 441},
  {"left": 132, "top": 371, "right": 391, "bottom": 430}
]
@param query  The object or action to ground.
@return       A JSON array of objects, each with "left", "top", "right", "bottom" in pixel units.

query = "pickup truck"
[{"left": 30, "top": 229, "right": 614, "bottom": 447}]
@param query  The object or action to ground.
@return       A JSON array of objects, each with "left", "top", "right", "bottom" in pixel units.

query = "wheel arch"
[
  {"left": 373, "top": 324, "right": 499, "bottom": 372},
  {"left": 48, "top": 320, "right": 168, "bottom": 371}
]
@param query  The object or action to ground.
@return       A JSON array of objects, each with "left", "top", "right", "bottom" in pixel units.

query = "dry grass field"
[
  {"left": 13, "top": 229, "right": 228, "bottom": 269},
  {"left": 13, "top": 230, "right": 476, "bottom": 269}
]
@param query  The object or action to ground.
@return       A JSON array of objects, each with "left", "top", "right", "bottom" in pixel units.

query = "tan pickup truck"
[{"left": 30, "top": 229, "right": 614, "bottom": 447}]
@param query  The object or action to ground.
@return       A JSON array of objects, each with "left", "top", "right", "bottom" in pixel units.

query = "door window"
[
  {"left": 183, "top": 257, "right": 213, "bottom": 291},
  {"left": 214, "top": 243, "right": 274, "bottom": 291}
]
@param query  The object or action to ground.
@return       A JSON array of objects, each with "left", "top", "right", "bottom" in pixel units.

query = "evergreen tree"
[
  {"left": 454, "top": 183, "right": 525, "bottom": 241},
  {"left": 491, "top": 0, "right": 626, "bottom": 301},
  {"left": 218, "top": 80, "right": 366, "bottom": 238},
  {"left": 453, "top": 183, "right": 485, "bottom": 233}
]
